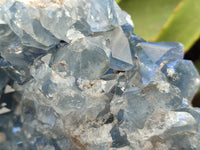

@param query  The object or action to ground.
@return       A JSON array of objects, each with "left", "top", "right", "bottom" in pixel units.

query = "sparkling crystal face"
[{"left": 0, "top": 0, "right": 200, "bottom": 150}]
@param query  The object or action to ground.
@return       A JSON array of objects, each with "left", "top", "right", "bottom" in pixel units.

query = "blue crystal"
[
  {"left": 12, "top": 127, "right": 20, "bottom": 133},
  {"left": 161, "top": 59, "right": 200, "bottom": 102},
  {"left": 50, "top": 36, "right": 110, "bottom": 79},
  {"left": 0, "top": 0, "right": 200, "bottom": 149}
]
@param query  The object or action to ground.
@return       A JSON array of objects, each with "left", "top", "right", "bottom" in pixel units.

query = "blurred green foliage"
[
  {"left": 155, "top": 0, "right": 200, "bottom": 52},
  {"left": 119, "top": 0, "right": 180, "bottom": 41},
  {"left": 115, "top": 0, "right": 122, "bottom": 3},
  {"left": 117, "top": 0, "right": 200, "bottom": 51}
]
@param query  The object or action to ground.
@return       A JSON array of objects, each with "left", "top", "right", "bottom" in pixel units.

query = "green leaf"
[
  {"left": 155, "top": 0, "right": 200, "bottom": 51},
  {"left": 119, "top": 0, "right": 181, "bottom": 41},
  {"left": 116, "top": 0, "right": 122, "bottom": 3}
]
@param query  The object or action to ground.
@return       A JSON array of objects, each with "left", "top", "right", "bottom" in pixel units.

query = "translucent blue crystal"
[
  {"left": 0, "top": 0, "right": 133, "bottom": 49},
  {"left": 0, "top": 24, "right": 46, "bottom": 83},
  {"left": 134, "top": 42, "right": 162, "bottom": 84},
  {"left": 137, "top": 41, "right": 184, "bottom": 65},
  {"left": 137, "top": 42, "right": 173, "bottom": 63},
  {"left": 50, "top": 36, "right": 110, "bottom": 79},
  {"left": 0, "top": 0, "right": 200, "bottom": 149},
  {"left": 3, "top": 1, "right": 59, "bottom": 49},
  {"left": 124, "top": 81, "right": 182, "bottom": 129},
  {"left": 161, "top": 59, "right": 200, "bottom": 102}
]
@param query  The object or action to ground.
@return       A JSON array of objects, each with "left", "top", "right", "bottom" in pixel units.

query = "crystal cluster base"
[{"left": 0, "top": 0, "right": 200, "bottom": 150}]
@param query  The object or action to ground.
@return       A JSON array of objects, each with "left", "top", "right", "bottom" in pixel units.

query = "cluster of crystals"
[{"left": 0, "top": 0, "right": 200, "bottom": 149}]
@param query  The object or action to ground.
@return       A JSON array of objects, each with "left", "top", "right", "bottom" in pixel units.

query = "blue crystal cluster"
[{"left": 0, "top": 0, "right": 200, "bottom": 150}]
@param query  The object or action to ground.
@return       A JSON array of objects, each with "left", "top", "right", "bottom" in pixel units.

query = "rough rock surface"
[{"left": 0, "top": 0, "right": 200, "bottom": 150}]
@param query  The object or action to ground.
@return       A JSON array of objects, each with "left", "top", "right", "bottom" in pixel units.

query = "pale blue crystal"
[
  {"left": 136, "top": 41, "right": 184, "bottom": 65},
  {"left": 124, "top": 81, "right": 182, "bottom": 129},
  {"left": 135, "top": 42, "right": 162, "bottom": 84},
  {"left": 0, "top": 24, "right": 46, "bottom": 83},
  {"left": 37, "top": 105, "right": 57, "bottom": 127},
  {"left": 2, "top": 1, "right": 59, "bottom": 49},
  {"left": 137, "top": 42, "right": 173, "bottom": 63},
  {"left": 50, "top": 36, "right": 110, "bottom": 79},
  {"left": 161, "top": 59, "right": 200, "bottom": 102},
  {"left": 0, "top": 0, "right": 133, "bottom": 49},
  {"left": 0, "top": 0, "right": 200, "bottom": 149},
  {"left": 155, "top": 42, "right": 184, "bottom": 64}
]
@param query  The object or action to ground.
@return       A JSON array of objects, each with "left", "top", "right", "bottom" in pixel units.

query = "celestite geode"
[{"left": 0, "top": 0, "right": 200, "bottom": 150}]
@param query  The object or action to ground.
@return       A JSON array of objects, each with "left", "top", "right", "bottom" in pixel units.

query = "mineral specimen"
[{"left": 0, "top": 0, "right": 200, "bottom": 150}]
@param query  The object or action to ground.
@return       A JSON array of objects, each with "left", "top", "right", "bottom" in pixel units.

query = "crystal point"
[{"left": 137, "top": 42, "right": 173, "bottom": 63}]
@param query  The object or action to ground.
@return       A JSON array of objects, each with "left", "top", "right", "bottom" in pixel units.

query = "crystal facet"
[{"left": 0, "top": 0, "right": 133, "bottom": 49}]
